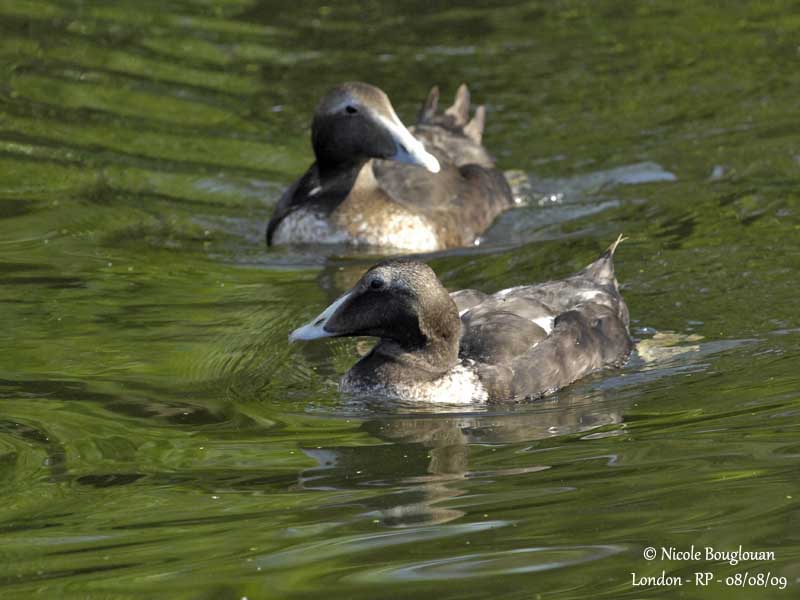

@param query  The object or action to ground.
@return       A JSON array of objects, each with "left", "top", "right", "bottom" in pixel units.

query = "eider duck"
[
  {"left": 266, "top": 82, "right": 514, "bottom": 252},
  {"left": 289, "top": 236, "right": 634, "bottom": 402}
]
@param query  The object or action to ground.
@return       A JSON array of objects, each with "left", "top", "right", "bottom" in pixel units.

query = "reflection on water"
[
  {"left": 2, "top": 0, "right": 800, "bottom": 598},
  {"left": 306, "top": 397, "right": 623, "bottom": 527}
]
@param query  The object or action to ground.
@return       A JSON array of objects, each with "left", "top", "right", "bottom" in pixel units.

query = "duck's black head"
[
  {"left": 311, "top": 82, "right": 440, "bottom": 175},
  {"left": 290, "top": 259, "right": 460, "bottom": 365}
]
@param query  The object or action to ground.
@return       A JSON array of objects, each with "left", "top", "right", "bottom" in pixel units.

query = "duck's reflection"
[{"left": 297, "top": 395, "right": 622, "bottom": 527}]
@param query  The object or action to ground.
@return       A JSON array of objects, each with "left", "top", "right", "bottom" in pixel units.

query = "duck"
[
  {"left": 266, "top": 82, "right": 514, "bottom": 252},
  {"left": 289, "top": 236, "right": 634, "bottom": 402}
]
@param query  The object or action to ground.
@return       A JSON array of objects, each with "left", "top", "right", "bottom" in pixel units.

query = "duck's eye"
[
  {"left": 369, "top": 276, "right": 385, "bottom": 290},
  {"left": 345, "top": 105, "right": 358, "bottom": 115}
]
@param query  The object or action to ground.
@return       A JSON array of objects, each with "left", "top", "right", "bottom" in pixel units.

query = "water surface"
[{"left": 2, "top": 1, "right": 800, "bottom": 598}]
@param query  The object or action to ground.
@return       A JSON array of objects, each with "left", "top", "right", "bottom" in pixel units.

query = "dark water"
[{"left": 2, "top": 1, "right": 799, "bottom": 598}]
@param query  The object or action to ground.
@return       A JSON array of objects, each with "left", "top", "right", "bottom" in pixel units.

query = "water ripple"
[
  {"left": 256, "top": 520, "right": 510, "bottom": 570},
  {"left": 350, "top": 544, "right": 625, "bottom": 582}
]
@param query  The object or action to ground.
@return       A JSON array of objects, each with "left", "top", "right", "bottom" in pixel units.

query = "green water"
[{"left": 2, "top": 1, "right": 799, "bottom": 598}]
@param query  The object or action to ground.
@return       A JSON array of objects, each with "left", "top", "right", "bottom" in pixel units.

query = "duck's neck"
[
  {"left": 306, "top": 158, "right": 375, "bottom": 215},
  {"left": 315, "top": 155, "right": 369, "bottom": 183},
  {"left": 347, "top": 299, "right": 462, "bottom": 387}
]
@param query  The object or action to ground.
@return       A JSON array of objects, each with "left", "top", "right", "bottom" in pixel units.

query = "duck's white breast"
[
  {"left": 341, "top": 364, "right": 487, "bottom": 404},
  {"left": 345, "top": 211, "right": 442, "bottom": 252},
  {"left": 271, "top": 210, "right": 348, "bottom": 245}
]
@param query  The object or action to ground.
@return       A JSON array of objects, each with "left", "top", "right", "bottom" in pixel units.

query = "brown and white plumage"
[{"left": 266, "top": 82, "right": 514, "bottom": 252}]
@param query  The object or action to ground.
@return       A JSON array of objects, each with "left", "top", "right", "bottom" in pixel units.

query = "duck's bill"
[
  {"left": 378, "top": 113, "right": 440, "bottom": 173},
  {"left": 289, "top": 292, "right": 352, "bottom": 342}
]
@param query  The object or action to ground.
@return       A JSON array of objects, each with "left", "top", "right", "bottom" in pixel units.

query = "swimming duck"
[
  {"left": 289, "top": 236, "right": 634, "bottom": 402},
  {"left": 266, "top": 82, "right": 514, "bottom": 252}
]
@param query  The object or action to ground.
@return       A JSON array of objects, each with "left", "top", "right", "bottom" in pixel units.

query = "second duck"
[{"left": 266, "top": 82, "right": 514, "bottom": 252}]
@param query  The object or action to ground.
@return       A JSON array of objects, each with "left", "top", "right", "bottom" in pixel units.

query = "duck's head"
[
  {"left": 311, "top": 82, "right": 440, "bottom": 174},
  {"left": 290, "top": 259, "right": 459, "bottom": 360}
]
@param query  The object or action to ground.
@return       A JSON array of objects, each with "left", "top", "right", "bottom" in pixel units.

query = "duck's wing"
[
  {"left": 463, "top": 237, "right": 633, "bottom": 400},
  {"left": 459, "top": 295, "right": 554, "bottom": 362},
  {"left": 456, "top": 294, "right": 553, "bottom": 400},
  {"left": 370, "top": 158, "right": 456, "bottom": 211},
  {"left": 372, "top": 158, "right": 513, "bottom": 248},
  {"left": 508, "top": 302, "right": 633, "bottom": 399}
]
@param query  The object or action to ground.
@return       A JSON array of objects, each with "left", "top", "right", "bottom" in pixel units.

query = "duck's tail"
[
  {"left": 417, "top": 83, "right": 485, "bottom": 143},
  {"left": 605, "top": 233, "right": 627, "bottom": 258},
  {"left": 581, "top": 234, "right": 627, "bottom": 283}
]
